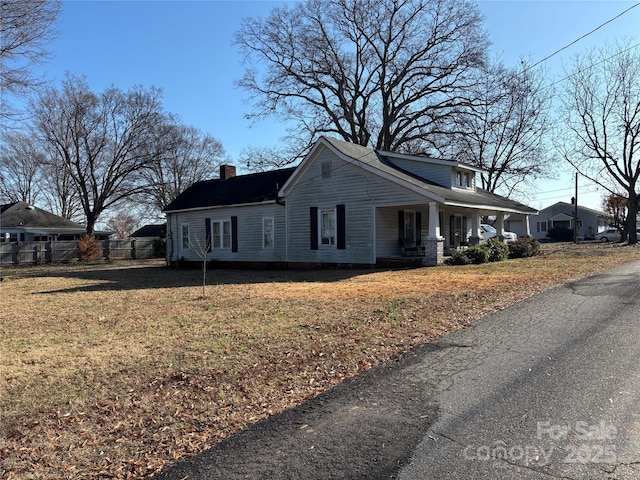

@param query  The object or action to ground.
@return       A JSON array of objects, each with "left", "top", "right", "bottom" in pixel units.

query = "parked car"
[
  {"left": 595, "top": 228, "right": 621, "bottom": 242},
  {"left": 480, "top": 224, "right": 517, "bottom": 243}
]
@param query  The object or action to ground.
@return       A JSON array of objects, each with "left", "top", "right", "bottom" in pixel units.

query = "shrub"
[
  {"left": 486, "top": 238, "right": 509, "bottom": 262},
  {"left": 547, "top": 227, "right": 573, "bottom": 242},
  {"left": 465, "top": 245, "right": 490, "bottom": 264},
  {"left": 78, "top": 234, "right": 100, "bottom": 261},
  {"left": 509, "top": 237, "right": 541, "bottom": 258},
  {"left": 446, "top": 239, "right": 511, "bottom": 266},
  {"left": 445, "top": 249, "right": 471, "bottom": 265}
]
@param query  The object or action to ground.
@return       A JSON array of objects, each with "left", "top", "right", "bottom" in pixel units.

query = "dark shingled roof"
[
  {"left": 163, "top": 168, "right": 297, "bottom": 212},
  {"left": 0, "top": 201, "right": 86, "bottom": 230},
  {"left": 130, "top": 224, "right": 165, "bottom": 237}
]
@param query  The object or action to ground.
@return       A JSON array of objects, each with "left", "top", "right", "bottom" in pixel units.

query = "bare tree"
[
  {"left": 189, "top": 230, "right": 212, "bottom": 299},
  {"left": 240, "top": 145, "right": 296, "bottom": 172},
  {"left": 602, "top": 193, "right": 628, "bottom": 232},
  {"left": 0, "top": 129, "right": 83, "bottom": 219},
  {"left": 106, "top": 212, "right": 138, "bottom": 239},
  {"left": 39, "top": 143, "right": 83, "bottom": 221},
  {"left": 0, "top": 132, "right": 44, "bottom": 204},
  {"left": 440, "top": 59, "right": 554, "bottom": 196},
  {"left": 235, "top": 0, "right": 488, "bottom": 166},
  {"left": 558, "top": 42, "right": 640, "bottom": 244},
  {"left": 0, "top": 0, "right": 61, "bottom": 118},
  {"left": 31, "top": 74, "right": 165, "bottom": 233},
  {"left": 141, "top": 120, "right": 225, "bottom": 211}
]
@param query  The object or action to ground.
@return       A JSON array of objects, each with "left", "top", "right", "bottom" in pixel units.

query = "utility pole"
[{"left": 574, "top": 171, "right": 578, "bottom": 243}]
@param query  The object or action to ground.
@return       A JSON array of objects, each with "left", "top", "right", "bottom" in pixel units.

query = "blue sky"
[{"left": 28, "top": 0, "right": 640, "bottom": 211}]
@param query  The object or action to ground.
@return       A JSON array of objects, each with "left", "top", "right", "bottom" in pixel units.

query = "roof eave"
[
  {"left": 164, "top": 199, "right": 279, "bottom": 214},
  {"left": 444, "top": 200, "right": 538, "bottom": 215}
]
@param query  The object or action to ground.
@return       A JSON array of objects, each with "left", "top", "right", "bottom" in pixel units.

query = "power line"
[
  {"left": 527, "top": 2, "right": 640, "bottom": 72},
  {"left": 545, "top": 42, "right": 640, "bottom": 91}
]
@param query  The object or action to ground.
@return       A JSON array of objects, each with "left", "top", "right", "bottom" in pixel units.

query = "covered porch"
[{"left": 375, "top": 201, "right": 534, "bottom": 267}]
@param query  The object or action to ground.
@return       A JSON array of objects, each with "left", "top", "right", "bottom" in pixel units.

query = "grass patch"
[{"left": 1, "top": 244, "right": 640, "bottom": 478}]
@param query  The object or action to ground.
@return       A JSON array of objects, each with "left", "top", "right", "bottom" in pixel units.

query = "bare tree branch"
[
  {"left": 31, "top": 74, "right": 166, "bottom": 233},
  {"left": 0, "top": 0, "right": 60, "bottom": 119},
  {"left": 558, "top": 41, "right": 640, "bottom": 244},
  {"left": 235, "top": 0, "right": 488, "bottom": 166}
]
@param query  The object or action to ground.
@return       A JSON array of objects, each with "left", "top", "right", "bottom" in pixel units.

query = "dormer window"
[{"left": 456, "top": 170, "right": 471, "bottom": 188}]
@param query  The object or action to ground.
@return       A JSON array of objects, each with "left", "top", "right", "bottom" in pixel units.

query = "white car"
[{"left": 480, "top": 224, "right": 517, "bottom": 243}]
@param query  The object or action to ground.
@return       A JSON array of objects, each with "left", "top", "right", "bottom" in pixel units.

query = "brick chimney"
[{"left": 220, "top": 165, "right": 236, "bottom": 180}]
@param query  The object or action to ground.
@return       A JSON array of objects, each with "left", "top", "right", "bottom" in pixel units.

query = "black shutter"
[
  {"left": 310, "top": 207, "right": 318, "bottom": 250},
  {"left": 416, "top": 212, "right": 422, "bottom": 245},
  {"left": 398, "top": 210, "right": 405, "bottom": 244},
  {"left": 337, "top": 204, "right": 346, "bottom": 250},
  {"left": 231, "top": 216, "right": 238, "bottom": 252},
  {"left": 204, "top": 218, "right": 211, "bottom": 253},
  {"left": 463, "top": 217, "right": 468, "bottom": 243},
  {"left": 449, "top": 215, "right": 455, "bottom": 246}
]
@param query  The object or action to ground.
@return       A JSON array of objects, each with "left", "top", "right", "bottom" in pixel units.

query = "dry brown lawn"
[{"left": 2, "top": 242, "right": 640, "bottom": 479}]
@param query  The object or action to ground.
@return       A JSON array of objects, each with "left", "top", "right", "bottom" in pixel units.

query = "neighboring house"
[
  {"left": 163, "top": 136, "right": 537, "bottom": 267},
  {"left": 0, "top": 202, "right": 109, "bottom": 241},
  {"left": 528, "top": 202, "right": 609, "bottom": 241},
  {"left": 503, "top": 213, "right": 528, "bottom": 238},
  {"left": 130, "top": 224, "right": 165, "bottom": 240}
]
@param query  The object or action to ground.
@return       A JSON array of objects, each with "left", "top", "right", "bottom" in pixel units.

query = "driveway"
[{"left": 154, "top": 261, "right": 640, "bottom": 479}]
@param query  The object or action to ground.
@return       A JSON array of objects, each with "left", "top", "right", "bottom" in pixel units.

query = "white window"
[
  {"left": 320, "top": 209, "right": 336, "bottom": 246},
  {"left": 456, "top": 170, "right": 470, "bottom": 188},
  {"left": 181, "top": 223, "right": 190, "bottom": 249},
  {"left": 263, "top": 217, "right": 274, "bottom": 249},
  {"left": 212, "top": 220, "right": 231, "bottom": 249}
]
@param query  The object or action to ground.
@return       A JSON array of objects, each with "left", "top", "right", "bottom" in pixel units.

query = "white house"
[
  {"left": 527, "top": 202, "right": 609, "bottom": 241},
  {"left": 163, "top": 137, "right": 537, "bottom": 267}
]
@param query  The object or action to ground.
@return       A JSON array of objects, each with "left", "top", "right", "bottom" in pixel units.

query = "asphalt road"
[{"left": 154, "top": 261, "right": 640, "bottom": 480}]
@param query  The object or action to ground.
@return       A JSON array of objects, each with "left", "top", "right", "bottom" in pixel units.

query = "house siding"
[
  {"left": 375, "top": 206, "right": 429, "bottom": 257},
  {"left": 167, "top": 203, "right": 287, "bottom": 264},
  {"left": 285, "top": 149, "right": 428, "bottom": 264},
  {"left": 389, "top": 158, "right": 453, "bottom": 187},
  {"left": 528, "top": 202, "right": 606, "bottom": 240}
]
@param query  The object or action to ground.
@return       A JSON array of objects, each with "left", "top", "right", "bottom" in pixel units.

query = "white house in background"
[
  {"left": 163, "top": 136, "right": 537, "bottom": 268},
  {"left": 0, "top": 201, "right": 111, "bottom": 241},
  {"left": 527, "top": 201, "right": 609, "bottom": 241}
]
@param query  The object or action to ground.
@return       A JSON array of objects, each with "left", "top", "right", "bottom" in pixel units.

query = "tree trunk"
[{"left": 627, "top": 190, "right": 638, "bottom": 245}]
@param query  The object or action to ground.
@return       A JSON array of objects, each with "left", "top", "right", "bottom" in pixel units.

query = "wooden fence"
[{"left": 0, "top": 239, "right": 163, "bottom": 266}]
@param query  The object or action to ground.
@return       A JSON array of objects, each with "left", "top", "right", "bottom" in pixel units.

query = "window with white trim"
[
  {"left": 320, "top": 209, "right": 336, "bottom": 246},
  {"left": 263, "top": 217, "right": 274, "bottom": 249},
  {"left": 181, "top": 223, "right": 190, "bottom": 249},
  {"left": 212, "top": 219, "right": 231, "bottom": 249},
  {"left": 456, "top": 170, "right": 471, "bottom": 188}
]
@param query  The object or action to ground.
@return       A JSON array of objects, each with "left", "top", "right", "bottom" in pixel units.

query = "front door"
[
  {"left": 450, "top": 215, "right": 467, "bottom": 247},
  {"left": 404, "top": 211, "right": 415, "bottom": 243}
]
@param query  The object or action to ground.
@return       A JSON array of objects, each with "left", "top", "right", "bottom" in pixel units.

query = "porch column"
[
  {"left": 496, "top": 212, "right": 506, "bottom": 241},
  {"left": 524, "top": 214, "right": 531, "bottom": 237},
  {"left": 470, "top": 212, "right": 481, "bottom": 245},
  {"left": 424, "top": 202, "right": 444, "bottom": 266},
  {"left": 427, "top": 202, "right": 443, "bottom": 240}
]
